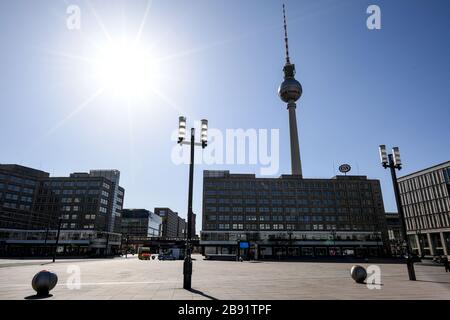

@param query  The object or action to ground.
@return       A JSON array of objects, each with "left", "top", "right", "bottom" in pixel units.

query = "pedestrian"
[{"left": 443, "top": 256, "right": 450, "bottom": 273}]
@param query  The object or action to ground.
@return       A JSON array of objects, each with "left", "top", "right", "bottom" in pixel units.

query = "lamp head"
[
  {"left": 379, "top": 145, "right": 388, "bottom": 167},
  {"left": 201, "top": 119, "right": 208, "bottom": 148},
  {"left": 178, "top": 116, "right": 186, "bottom": 143},
  {"left": 392, "top": 147, "right": 402, "bottom": 169}
]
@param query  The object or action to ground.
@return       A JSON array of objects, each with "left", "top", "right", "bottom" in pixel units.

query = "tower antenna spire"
[{"left": 283, "top": 4, "right": 291, "bottom": 64}]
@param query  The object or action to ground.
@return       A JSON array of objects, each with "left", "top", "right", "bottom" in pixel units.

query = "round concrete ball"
[
  {"left": 350, "top": 265, "right": 367, "bottom": 283},
  {"left": 32, "top": 270, "right": 58, "bottom": 296}
]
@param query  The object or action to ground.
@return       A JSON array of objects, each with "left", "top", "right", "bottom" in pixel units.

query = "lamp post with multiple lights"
[
  {"left": 379, "top": 145, "right": 416, "bottom": 280},
  {"left": 177, "top": 116, "right": 208, "bottom": 290}
]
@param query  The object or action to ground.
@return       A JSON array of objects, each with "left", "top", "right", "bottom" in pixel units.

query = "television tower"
[{"left": 278, "top": 4, "right": 303, "bottom": 177}]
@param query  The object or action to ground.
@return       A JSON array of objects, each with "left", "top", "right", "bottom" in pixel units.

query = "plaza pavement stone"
[{"left": 0, "top": 254, "right": 449, "bottom": 300}]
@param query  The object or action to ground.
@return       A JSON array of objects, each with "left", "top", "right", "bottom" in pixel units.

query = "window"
[{"left": 99, "top": 207, "right": 107, "bottom": 213}]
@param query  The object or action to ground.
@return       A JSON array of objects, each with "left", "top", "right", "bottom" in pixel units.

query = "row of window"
[
  {"left": 404, "top": 198, "right": 450, "bottom": 217},
  {"left": 204, "top": 181, "right": 373, "bottom": 191},
  {"left": 406, "top": 212, "right": 450, "bottom": 231},
  {"left": 43, "top": 180, "right": 104, "bottom": 188},
  {"left": 205, "top": 198, "right": 374, "bottom": 206},
  {"left": 205, "top": 190, "right": 374, "bottom": 198},
  {"left": 207, "top": 215, "right": 341, "bottom": 222},
  {"left": 205, "top": 206, "right": 376, "bottom": 214},
  {"left": 1, "top": 203, "right": 31, "bottom": 210},
  {"left": 401, "top": 185, "right": 449, "bottom": 205},
  {"left": 0, "top": 174, "right": 36, "bottom": 186},
  {"left": 40, "top": 189, "right": 101, "bottom": 196},
  {"left": 0, "top": 183, "right": 34, "bottom": 194},
  {"left": 206, "top": 224, "right": 368, "bottom": 231},
  {"left": 1, "top": 194, "right": 32, "bottom": 202},
  {"left": 61, "top": 223, "right": 95, "bottom": 229},
  {"left": 399, "top": 169, "right": 448, "bottom": 193},
  {"left": 61, "top": 214, "right": 97, "bottom": 220}
]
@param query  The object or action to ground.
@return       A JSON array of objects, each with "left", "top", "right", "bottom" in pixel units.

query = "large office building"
[
  {"left": 201, "top": 171, "right": 388, "bottom": 258},
  {"left": 121, "top": 209, "right": 162, "bottom": 239},
  {"left": 154, "top": 207, "right": 187, "bottom": 238},
  {"left": 0, "top": 164, "right": 124, "bottom": 257},
  {"left": 398, "top": 161, "right": 450, "bottom": 257}
]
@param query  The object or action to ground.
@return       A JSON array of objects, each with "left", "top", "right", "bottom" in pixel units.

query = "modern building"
[
  {"left": 154, "top": 207, "right": 186, "bottom": 238},
  {"left": 121, "top": 209, "right": 162, "bottom": 239},
  {"left": 385, "top": 212, "right": 403, "bottom": 256},
  {"left": 0, "top": 164, "right": 124, "bottom": 257},
  {"left": 398, "top": 161, "right": 450, "bottom": 257},
  {"left": 0, "top": 164, "right": 51, "bottom": 230},
  {"left": 201, "top": 171, "right": 388, "bottom": 259}
]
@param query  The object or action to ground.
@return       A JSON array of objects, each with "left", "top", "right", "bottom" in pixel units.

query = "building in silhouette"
[
  {"left": 0, "top": 164, "right": 124, "bottom": 257},
  {"left": 154, "top": 207, "right": 187, "bottom": 238}
]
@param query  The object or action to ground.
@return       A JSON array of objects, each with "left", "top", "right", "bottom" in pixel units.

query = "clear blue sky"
[{"left": 1, "top": 0, "right": 449, "bottom": 232}]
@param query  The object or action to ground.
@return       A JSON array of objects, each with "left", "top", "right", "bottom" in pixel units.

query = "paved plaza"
[{"left": 0, "top": 254, "right": 449, "bottom": 300}]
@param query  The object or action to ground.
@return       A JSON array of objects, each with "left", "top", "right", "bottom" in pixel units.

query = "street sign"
[{"left": 239, "top": 241, "right": 249, "bottom": 249}]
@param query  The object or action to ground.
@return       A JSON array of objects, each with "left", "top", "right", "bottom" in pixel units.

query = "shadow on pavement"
[
  {"left": 416, "top": 279, "right": 450, "bottom": 285},
  {"left": 24, "top": 294, "right": 53, "bottom": 300},
  {"left": 188, "top": 288, "right": 218, "bottom": 300}
]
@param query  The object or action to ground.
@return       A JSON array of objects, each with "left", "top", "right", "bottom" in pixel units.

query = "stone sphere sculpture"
[
  {"left": 350, "top": 265, "right": 367, "bottom": 284},
  {"left": 32, "top": 270, "right": 58, "bottom": 296}
]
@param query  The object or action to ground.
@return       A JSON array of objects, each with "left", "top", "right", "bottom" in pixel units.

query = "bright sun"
[{"left": 93, "top": 40, "right": 158, "bottom": 99}]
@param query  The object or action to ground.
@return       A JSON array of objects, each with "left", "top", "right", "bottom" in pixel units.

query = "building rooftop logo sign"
[{"left": 339, "top": 164, "right": 352, "bottom": 175}]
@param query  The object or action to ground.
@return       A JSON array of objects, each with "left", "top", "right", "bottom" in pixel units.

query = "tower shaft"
[
  {"left": 288, "top": 102, "right": 302, "bottom": 176},
  {"left": 278, "top": 4, "right": 303, "bottom": 177}
]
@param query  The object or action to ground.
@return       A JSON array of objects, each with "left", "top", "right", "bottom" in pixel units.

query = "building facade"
[
  {"left": 385, "top": 212, "right": 403, "bottom": 256},
  {"left": 398, "top": 161, "right": 450, "bottom": 257},
  {"left": 0, "top": 165, "right": 51, "bottom": 230},
  {"left": 0, "top": 164, "right": 124, "bottom": 257},
  {"left": 154, "top": 207, "right": 186, "bottom": 238},
  {"left": 200, "top": 170, "right": 388, "bottom": 259},
  {"left": 121, "top": 209, "right": 162, "bottom": 238}
]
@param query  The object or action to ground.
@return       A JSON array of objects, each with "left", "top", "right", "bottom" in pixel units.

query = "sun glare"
[{"left": 93, "top": 40, "right": 158, "bottom": 99}]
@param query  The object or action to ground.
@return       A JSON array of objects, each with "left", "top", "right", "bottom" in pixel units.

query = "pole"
[
  {"left": 44, "top": 225, "right": 49, "bottom": 256},
  {"left": 388, "top": 154, "right": 416, "bottom": 280},
  {"left": 183, "top": 128, "right": 195, "bottom": 290},
  {"left": 52, "top": 218, "right": 62, "bottom": 263}
]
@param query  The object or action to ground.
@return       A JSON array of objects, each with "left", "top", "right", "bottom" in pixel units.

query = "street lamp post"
[
  {"left": 379, "top": 145, "right": 416, "bottom": 280},
  {"left": 177, "top": 116, "right": 208, "bottom": 290},
  {"left": 52, "top": 218, "right": 62, "bottom": 263}
]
